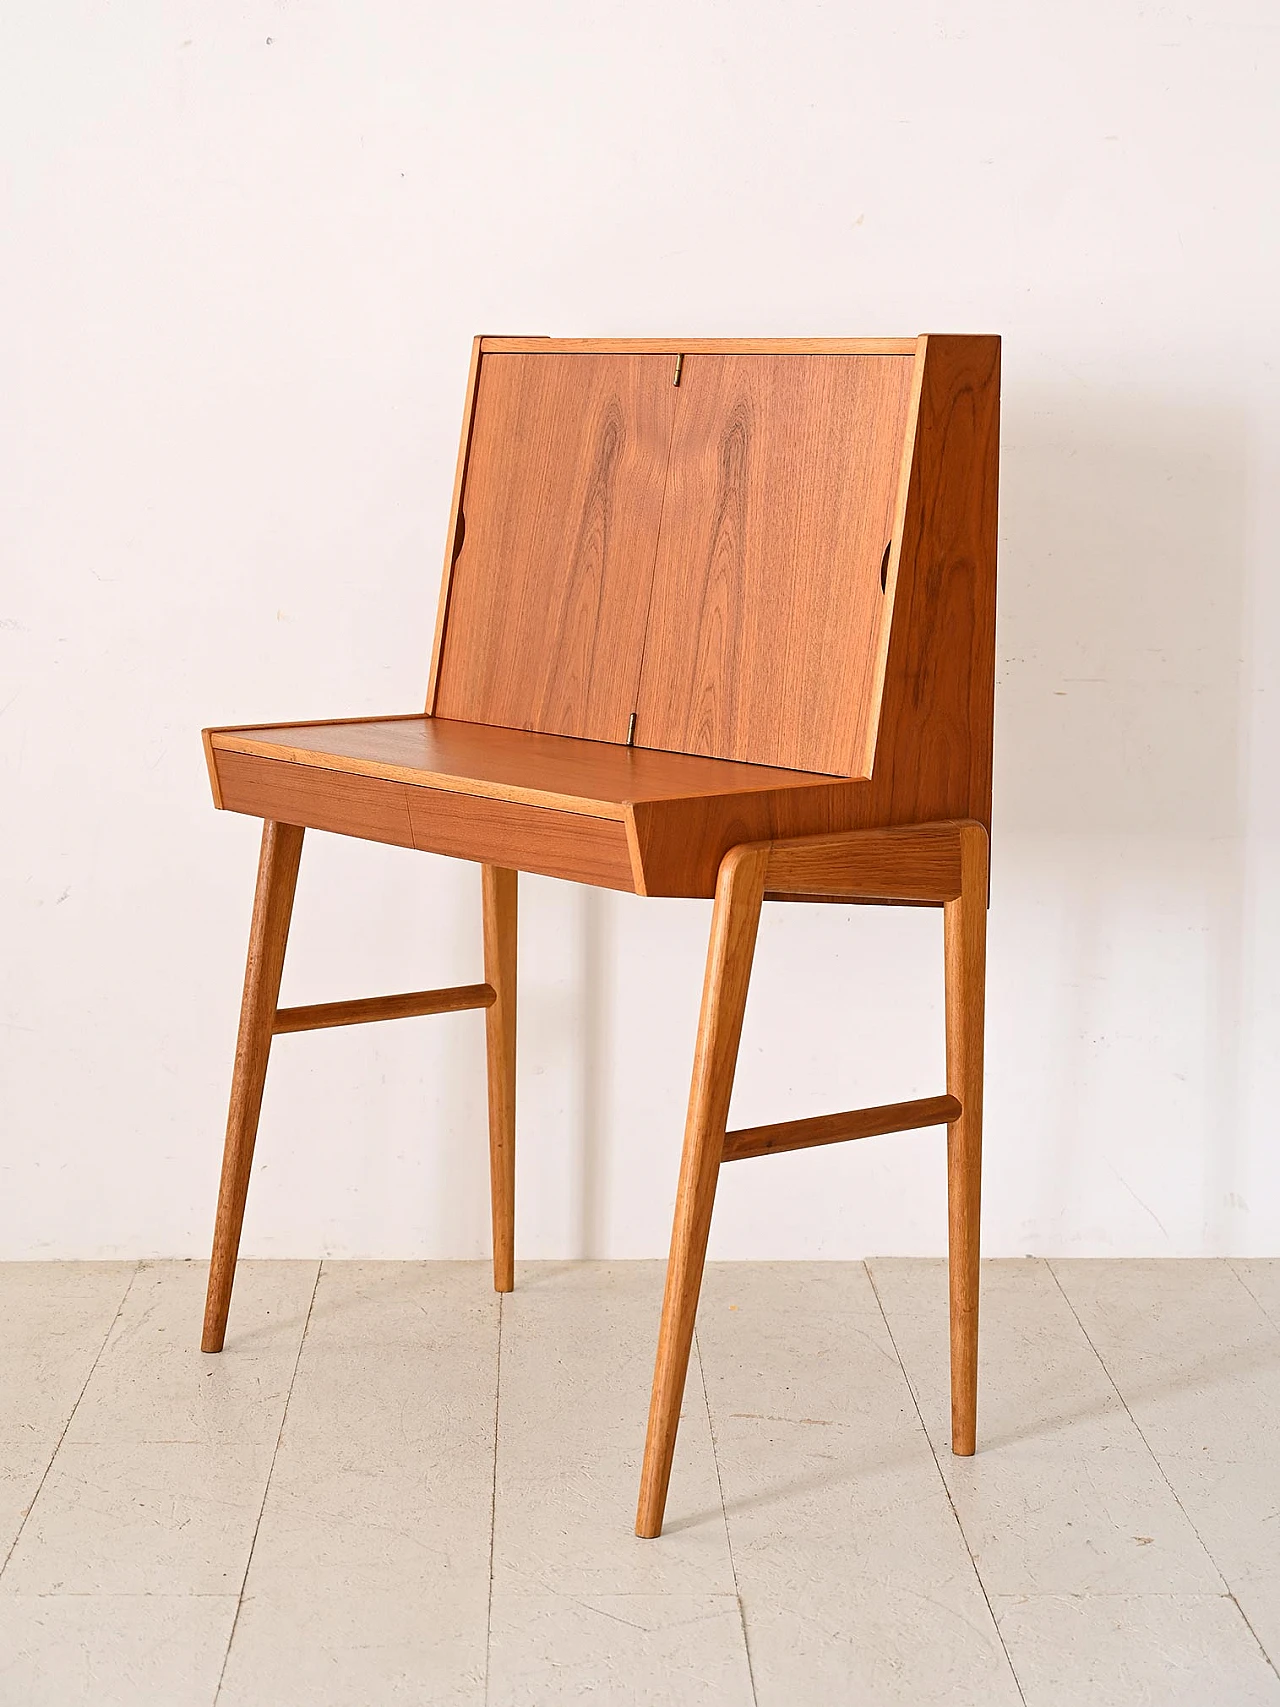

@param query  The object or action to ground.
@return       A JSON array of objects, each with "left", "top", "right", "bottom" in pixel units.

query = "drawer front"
[
  {"left": 215, "top": 750, "right": 415, "bottom": 847},
  {"left": 404, "top": 786, "right": 636, "bottom": 891},
  {"left": 212, "top": 749, "right": 638, "bottom": 891}
]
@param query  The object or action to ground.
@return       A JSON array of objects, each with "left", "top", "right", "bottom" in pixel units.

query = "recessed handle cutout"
[{"left": 880, "top": 541, "right": 892, "bottom": 592}]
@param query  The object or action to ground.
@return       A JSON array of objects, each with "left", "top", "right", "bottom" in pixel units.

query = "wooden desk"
[{"left": 200, "top": 333, "right": 1000, "bottom": 1538}]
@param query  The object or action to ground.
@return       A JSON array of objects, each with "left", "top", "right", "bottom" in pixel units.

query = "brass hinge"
[
  {"left": 626, "top": 711, "right": 637, "bottom": 746},
  {"left": 673, "top": 352, "right": 684, "bottom": 387}
]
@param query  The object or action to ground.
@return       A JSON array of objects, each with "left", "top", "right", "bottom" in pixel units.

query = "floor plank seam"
[
  {"left": 0, "top": 1260, "right": 140, "bottom": 1583},
  {"left": 863, "top": 1261, "right": 1028, "bottom": 1707},
  {"left": 483, "top": 1289, "right": 504, "bottom": 1707},
  {"left": 212, "top": 1258, "right": 322, "bottom": 1705},
  {"left": 1044, "top": 1260, "right": 1280, "bottom": 1683},
  {"left": 1226, "top": 1258, "right": 1280, "bottom": 1340},
  {"left": 694, "top": 1323, "right": 758, "bottom": 1707}
]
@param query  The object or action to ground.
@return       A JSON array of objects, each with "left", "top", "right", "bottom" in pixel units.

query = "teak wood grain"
[
  {"left": 858, "top": 335, "right": 1001, "bottom": 825},
  {"left": 432, "top": 353, "right": 675, "bottom": 742},
  {"left": 634, "top": 353, "right": 915, "bottom": 774},
  {"left": 201, "top": 332, "right": 1000, "bottom": 1542},
  {"left": 479, "top": 338, "right": 921, "bottom": 355},
  {"left": 945, "top": 822, "right": 989, "bottom": 1456},
  {"left": 635, "top": 843, "right": 769, "bottom": 1539},
  {"left": 427, "top": 336, "right": 484, "bottom": 708},
  {"left": 483, "top": 866, "right": 518, "bottom": 1293},
  {"left": 763, "top": 821, "right": 969, "bottom": 902},
  {"left": 213, "top": 747, "right": 638, "bottom": 891},
  {"left": 722, "top": 1093, "right": 962, "bottom": 1163},
  {"left": 202, "top": 821, "right": 303, "bottom": 1353},
  {"left": 207, "top": 716, "right": 832, "bottom": 819},
  {"left": 272, "top": 984, "right": 495, "bottom": 1034}
]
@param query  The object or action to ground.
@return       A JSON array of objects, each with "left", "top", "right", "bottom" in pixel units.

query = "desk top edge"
[
  {"left": 204, "top": 715, "right": 856, "bottom": 816},
  {"left": 477, "top": 337, "right": 929, "bottom": 355}
]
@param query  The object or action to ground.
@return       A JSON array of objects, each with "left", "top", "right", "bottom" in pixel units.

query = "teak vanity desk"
[{"left": 200, "top": 334, "right": 1000, "bottom": 1539}]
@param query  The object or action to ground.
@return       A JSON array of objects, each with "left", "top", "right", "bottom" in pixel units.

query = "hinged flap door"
[
  {"left": 633, "top": 353, "right": 916, "bottom": 775},
  {"left": 433, "top": 352, "right": 676, "bottom": 744}
]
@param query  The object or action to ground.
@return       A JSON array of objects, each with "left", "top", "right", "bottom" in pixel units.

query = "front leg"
[
  {"left": 202, "top": 819, "right": 304, "bottom": 1352},
  {"left": 635, "top": 844, "right": 768, "bottom": 1539}
]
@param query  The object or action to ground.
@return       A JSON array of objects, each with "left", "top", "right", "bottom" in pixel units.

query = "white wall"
[{"left": 2, "top": 2, "right": 1277, "bottom": 1261}]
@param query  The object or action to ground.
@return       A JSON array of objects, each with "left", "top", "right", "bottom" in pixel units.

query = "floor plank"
[
  {"left": 218, "top": 1581, "right": 489, "bottom": 1707},
  {"left": 698, "top": 1262, "right": 1020, "bottom": 1706},
  {"left": 488, "top": 1594, "right": 753, "bottom": 1707},
  {"left": 5, "top": 1258, "right": 1280, "bottom": 1705},
  {"left": 993, "top": 1592, "right": 1280, "bottom": 1707},
  {"left": 0, "top": 1593, "right": 236, "bottom": 1707},
  {"left": 0, "top": 1261, "right": 134, "bottom": 1565},
  {"left": 492, "top": 1262, "right": 735, "bottom": 1598},
  {"left": 1052, "top": 1257, "right": 1280, "bottom": 1670},
  {"left": 869, "top": 1258, "right": 1219, "bottom": 1596},
  {"left": 221, "top": 1262, "right": 498, "bottom": 1704},
  {"left": 2, "top": 1261, "right": 315, "bottom": 1597}
]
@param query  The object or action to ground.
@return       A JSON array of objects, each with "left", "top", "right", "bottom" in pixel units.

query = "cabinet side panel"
[
  {"left": 427, "top": 336, "right": 484, "bottom": 712},
  {"left": 633, "top": 354, "right": 915, "bottom": 775},
  {"left": 867, "top": 335, "right": 1001, "bottom": 829},
  {"left": 433, "top": 352, "right": 676, "bottom": 744}
]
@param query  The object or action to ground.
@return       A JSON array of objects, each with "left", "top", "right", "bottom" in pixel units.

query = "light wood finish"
[
  {"left": 480, "top": 337, "right": 921, "bottom": 355},
  {"left": 202, "top": 333, "right": 1000, "bottom": 1542},
  {"left": 723, "top": 1094, "right": 962, "bottom": 1163},
  {"left": 859, "top": 335, "right": 1001, "bottom": 825},
  {"left": 482, "top": 866, "right": 518, "bottom": 1294},
  {"left": 202, "top": 820, "right": 303, "bottom": 1353},
  {"left": 764, "top": 821, "right": 967, "bottom": 902},
  {"left": 207, "top": 721, "right": 990, "bottom": 901},
  {"left": 634, "top": 817, "right": 981, "bottom": 1536},
  {"left": 207, "top": 716, "right": 829, "bottom": 820},
  {"left": 635, "top": 844, "right": 768, "bottom": 1539},
  {"left": 272, "top": 984, "right": 495, "bottom": 1034},
  {"left": 945, "top": 822, "right": 989, "bottom": 1457},
  {"left": 201, "top": 727, "right": 224, "bottom": 809},
  {"left": 427, "top": 336, "right": 484, "bottom": 707},
  {"left": 214, "top": 748, "right": 638, "bottom": 891},
  {"left": 433, "top": 354, "right": 675, "bottom": 742},
  {"left": 205, "top": 335, "right": 1000, "bottom": 900},
  {"left": 404, "top": 784, "right": 637, "bottom": 892},
  {"left": 215, "top": 749, "right": 415, "bottom": 849},
  {"left": 635, "top": 354, "right": 914, "bottom": 775}
]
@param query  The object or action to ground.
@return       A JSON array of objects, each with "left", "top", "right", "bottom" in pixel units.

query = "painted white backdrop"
[{"left": 2, "top": 2, "right": 1277, "bottom": 1260}]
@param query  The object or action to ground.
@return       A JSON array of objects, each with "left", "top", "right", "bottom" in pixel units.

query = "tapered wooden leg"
[
  {"left": 482, "top": 865, "right": 517, "bottom": 1293},
  {"left": 636, "top": 845, "right": 768, "bottom": 1539},
  {"left": 944, "top": 823, "right": 989, "bottom": 1455},
  {"left": 202, "top": 820, "right": 304, "bottom": 1352}
]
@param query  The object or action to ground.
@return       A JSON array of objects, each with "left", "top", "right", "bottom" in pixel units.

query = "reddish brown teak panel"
[
  {"left": 634, "top": 353, "right": 916, "bottom": 775},
  {"left": 201, "top": 333, "right": 1000, "bottom": 1547},
  {"left": 432, "top": 352, "right": 675, "bottom": 743}
]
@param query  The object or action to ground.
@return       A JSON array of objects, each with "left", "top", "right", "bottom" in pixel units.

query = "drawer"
[{"left": 212, "top": 749, "right": 638, "bottom": 891}]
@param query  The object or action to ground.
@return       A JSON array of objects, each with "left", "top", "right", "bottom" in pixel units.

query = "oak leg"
[
  {"left": 636, "top": 845, "right": 768, "bottom": 1538},
  {"left": 944, "top": 823, "right": 989, "bottom": 1455},
  {"left": 202, "top": 820, "right": 304, "bottom": 1352},
  {"left": 482, "top": 865, "right": 518, "bottom": 1293}
]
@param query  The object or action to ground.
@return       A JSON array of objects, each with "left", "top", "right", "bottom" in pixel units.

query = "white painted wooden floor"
[{"left": 2, "top": 1260, "right": 1279, "bottom": 1705}]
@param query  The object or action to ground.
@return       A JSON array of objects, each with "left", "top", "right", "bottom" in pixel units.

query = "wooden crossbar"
[
  {"left": 763, "top": 825, "right": 966, "bottom": 903},
  {"left": 272, "top": 983, "right": 496, "bottom": 1035},
  {"left": 722, "top": 1094, "right": 962, "bottom": 1163}
]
